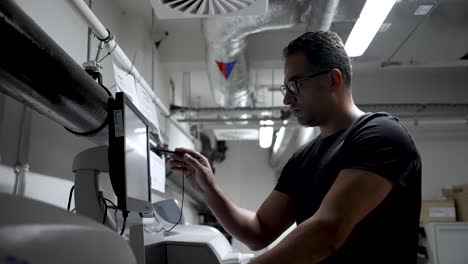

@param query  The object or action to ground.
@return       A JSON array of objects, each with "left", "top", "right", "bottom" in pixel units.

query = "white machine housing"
[
  {"left": 144, "top": 214, "right": 254, "bottom": 264},
  {"left": 0, "top": 193, "right": 136, "bottom": 264}
]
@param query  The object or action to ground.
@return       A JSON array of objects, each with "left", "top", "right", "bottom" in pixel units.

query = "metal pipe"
[
  {"left": 171, "top": 106, "right": 288, "bottom": 114},
  {"left": 179, "top": 113, "right": 468, "bottom": 124},
  {"left": 0, "top": 0, "right": 109, "bottom": 142},
  {"left": 178, "top": 117, "right": 285, "bottom": 123},
  {"left": 172, "top": 103, "right": 468, "bottom": 115},
  {"left": 86, "top": 0, "right": 92, "bottom": 62},
  {"left": 67, "top": 0, "right": 195, "bottom": 143},
  {"left": 13, "top": 104, "right": 32, "bottom": 196},
  {"left": 174, "top": 103, "right": 468, "bottom": 125}
]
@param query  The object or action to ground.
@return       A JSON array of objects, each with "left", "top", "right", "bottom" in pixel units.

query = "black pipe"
[{"left": 0, "top": 0, "right": 108, "bottom": 141}]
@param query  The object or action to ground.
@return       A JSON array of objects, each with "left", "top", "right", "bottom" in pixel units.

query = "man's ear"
[{"left": 329, "top": 69, "right": 344, "bottom": 91}]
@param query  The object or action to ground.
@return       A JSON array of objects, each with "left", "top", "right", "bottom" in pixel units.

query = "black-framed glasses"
[{"left": 280, "top": 69, "right": 333, "bottom": 96}]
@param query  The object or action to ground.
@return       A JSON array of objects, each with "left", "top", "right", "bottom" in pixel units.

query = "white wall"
[
  {"left": 0, "top": 0, "right": 199, "bottom": 222},
  {"left": 215, "top": 141, "right": 277, "bottom": 212},
  {"left": 407, "top": 125, "right": 468, "bottom": 200},
  {"left": 213, "top": 141, "right": 278, "bottom": 254},
  {"left": 352, "top": 65, "right": 468, "bottom": 104}
]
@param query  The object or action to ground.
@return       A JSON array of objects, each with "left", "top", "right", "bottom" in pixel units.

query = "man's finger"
[
  {"left": 183, "top": 153, "right": 205, "bottom": 172},
  {"left": 175, "top": 147, "right": 200, "bottom": 156},
  {"left": 168, "top": 159, "right": 187, "bottom": 166},
  {"left": 175, "top": 148, "right": 207, "bottom": 162},
  {"left": 169, "top": 154, "right": 186, "bottom": 162}
]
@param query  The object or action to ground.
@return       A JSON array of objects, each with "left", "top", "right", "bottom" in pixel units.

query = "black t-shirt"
[{"left": 275, "top": 112, "right": 422, "bottom": 264}]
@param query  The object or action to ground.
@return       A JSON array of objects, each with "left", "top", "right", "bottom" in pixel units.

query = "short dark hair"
[{"left": 283, "top": 31, "right": 352, "bottom": 88}]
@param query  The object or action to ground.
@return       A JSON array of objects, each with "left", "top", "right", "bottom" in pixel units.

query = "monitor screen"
[
  {"left": 108, "top": 92, "right": 153, "bottom": 214},
  {"left": 149, "top": 132, "right": 166, "bottom": 193},
  {"left": 124, "top": 104, "right": 149, "bottom": 202}
]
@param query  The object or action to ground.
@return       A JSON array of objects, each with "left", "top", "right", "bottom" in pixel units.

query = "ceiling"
[
  {"left": 116, "top": 0, "right": 468, "bottom": 65},
  {"left": 112, "top": 0, "right": 468, "bottom": 135}
]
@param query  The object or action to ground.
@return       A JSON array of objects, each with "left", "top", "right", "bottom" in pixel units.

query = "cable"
[
  {"left": 98, "top": 41, "right": 118, "bottom": 63},
  {"left": 64, "top": 61, "right": 112, "bottom": 136},
  {"left": 64, "top": 114, "right": 109, "bottom": 136},
  {"left": 63, "top": 85, "right": 110, "bottom": 136},
  {"left": 120, "top": 210, "right": 129, "bottom": 236},
  {"left": 102, "top": 197, "right": 108, "bottom": 224},
  {"left": 101, "top": 197, "right": 120, "bottom": 229},
  {"left": 127, "top": 51, "right": 137, "bottom": 75},
  {"left": 114, "top": 206, "right": 119, "bottom": 231},
  {"left": 64, "top": 81, "right": 110, "bottom": 136},
  {"left": 67, "top": 185, "right": 75, "bottom": 211},
  {"left": 164, "top": 165, "right": 185, "bottom": 232},
  {"left": 104, "top": 198, "right": 117, "bottom": 208},
  {"left": 152, "top": 164, "right": 186, "bottom": 233}
]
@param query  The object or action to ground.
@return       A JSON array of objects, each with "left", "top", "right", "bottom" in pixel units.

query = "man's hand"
[
  {"left": 167, "top": 147, "right": 215, "bottom": 195},
  {"left": 167, "top": 148, "right": 295, "bottom": 251}
]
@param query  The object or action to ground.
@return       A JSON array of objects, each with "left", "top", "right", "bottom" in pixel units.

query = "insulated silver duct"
[{"left": 202, "top": 0, "right": 340, "bottom": 107}]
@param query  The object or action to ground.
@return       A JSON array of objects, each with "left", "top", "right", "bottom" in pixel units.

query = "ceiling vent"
[{"left": 151, "top": 0, "right": 268, "bottom": 19}]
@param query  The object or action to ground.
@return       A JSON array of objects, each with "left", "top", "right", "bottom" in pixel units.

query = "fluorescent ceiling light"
[
  {"left": 134, "top": 127, "right": 146, "bottom": 133},
  {"left": 213, "top": 129, "right": 259, "bottom": 141},
  {"left": 379, "top": 23, "right": 392, "bottom": 33},
  {"left": 259, "top": 126, "right": 274, "bottom": 149},
  {"left": 414, "top": 5, "right": 433, "bottom": 16},
  {"left": 345, "top": 0, "right": 397, "bottom": 57},
  {"left": 259, "top": 120, "right": 275, "bottom": 126}
]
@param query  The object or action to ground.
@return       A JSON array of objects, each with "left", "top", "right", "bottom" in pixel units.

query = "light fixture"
[
  {"left": 403, "top": 118, "right": 468, "bottom": 126},
  {"left": 414, "top": 5, "right": 433, "bottom": 16},
  {"left": 345, "top": 0, "right": 397, "bottom": 57},
  {"left": 259, "top": 120, "right": 275, "bottom": 126},
  {"left": 273, "top": 127, "right": 286, "bottom": 153},
  {"left": 134, "top": 127, "right": 146, "bottom": 133},
  {"left": 379, "top": 23, "right": 392, "bottom": 33},
  {"left": 259, "top": 126, "right": 274, "bottom": 149}
]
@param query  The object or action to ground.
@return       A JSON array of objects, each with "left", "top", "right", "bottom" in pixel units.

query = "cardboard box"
[
  {"left": 420, "top": 200, "right": 456, "bottom": 223},
  {"left": 442, "top": 184, "right": 468, "bottom": 222}
]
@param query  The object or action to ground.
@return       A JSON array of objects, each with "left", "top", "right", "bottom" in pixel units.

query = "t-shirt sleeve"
[
  {"left": 274, "top": 157, "right": 296, "bottom": 195},
  {"left": 342, "top": 117, "right": 419, "bottom": 186}
]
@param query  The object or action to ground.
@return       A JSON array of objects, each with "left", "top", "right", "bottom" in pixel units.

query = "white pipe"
[{"left": 67, "top": 0, "right": 195, "bottom": 143}]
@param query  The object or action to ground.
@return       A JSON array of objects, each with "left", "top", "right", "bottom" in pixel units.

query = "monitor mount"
[{"left": 72, "top": 145, "right": 145, "bottom": 264}]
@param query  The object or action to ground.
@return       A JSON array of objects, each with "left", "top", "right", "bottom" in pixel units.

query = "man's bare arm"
[
  {"left": 251, "top": 168, "right": 393, "bottom": 264},
  {"left": 205, "top": 189, "right": 295, "bottom": 250},
  {"left": 169, "top": 148, "right": 295, "bottom": 250}
]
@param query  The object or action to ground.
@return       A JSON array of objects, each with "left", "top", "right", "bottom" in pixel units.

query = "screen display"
[
  {"left": 148, "top": 132, "right": 166, "bottom": 193},
  {"left": 124, "top": 105, "right": 149, "bottom": 202}
]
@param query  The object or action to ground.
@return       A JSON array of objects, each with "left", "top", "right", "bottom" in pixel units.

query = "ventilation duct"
[
  {"left": 202, "top": 0, "right": 340, "bottom": 107},
  {"left": 151, "top": 0, "right": 268, "bottom": 19},
  {"left": 201, "top": 0, "right": 340, "bottom": 170}
]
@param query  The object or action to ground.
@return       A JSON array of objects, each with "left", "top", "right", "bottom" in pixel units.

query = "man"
[{"left": 169, "top": 31, "right": 421, "bottom": 264}]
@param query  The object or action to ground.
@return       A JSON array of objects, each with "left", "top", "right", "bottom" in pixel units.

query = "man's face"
[{"left": 282, "top": 52, "right": 332, "bottom": 127}]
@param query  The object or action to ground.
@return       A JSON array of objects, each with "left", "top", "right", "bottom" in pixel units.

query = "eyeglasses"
[{"left": 280, "top": 69, "right": 333, "bottom": 96}]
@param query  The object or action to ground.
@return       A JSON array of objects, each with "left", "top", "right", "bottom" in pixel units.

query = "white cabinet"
[{"left": 424, "top": 222, "right": 468, "bottom": 264}]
